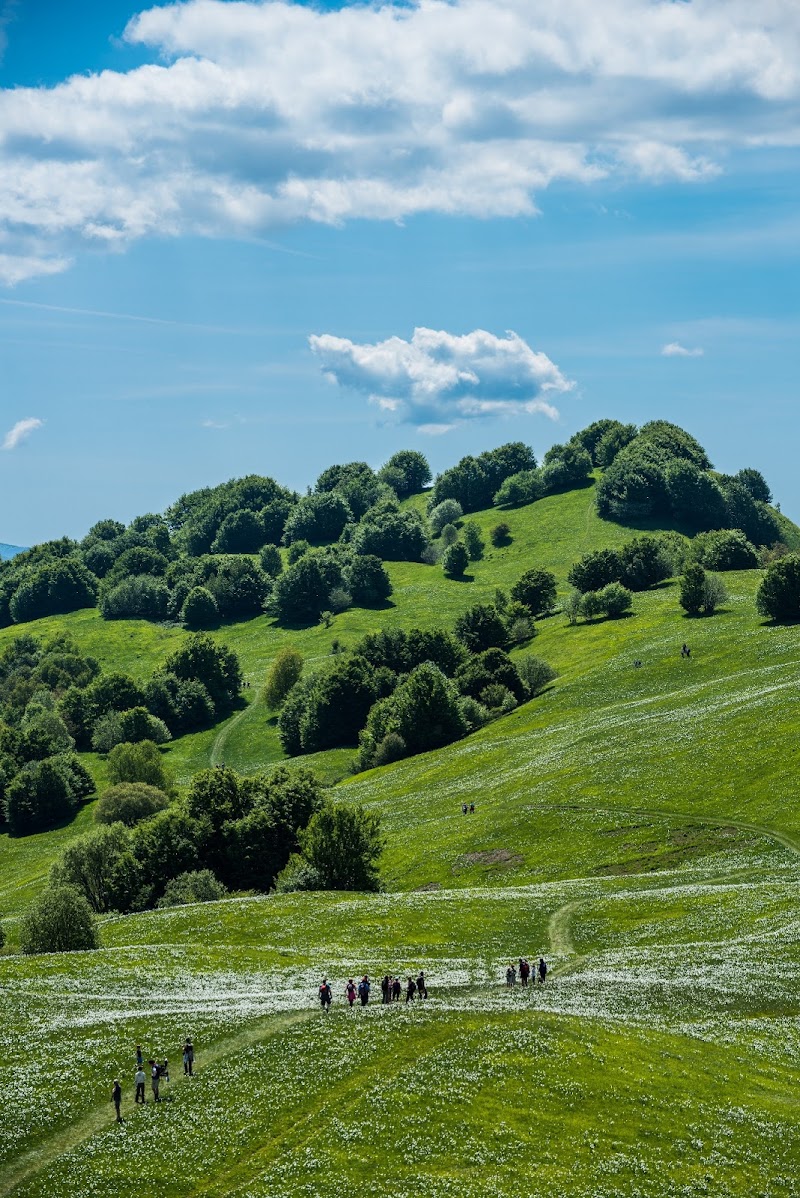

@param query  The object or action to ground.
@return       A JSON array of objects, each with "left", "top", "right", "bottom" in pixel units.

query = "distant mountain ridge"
[{"left": 0, "top": 543, "right": 26, "bottom": 560}]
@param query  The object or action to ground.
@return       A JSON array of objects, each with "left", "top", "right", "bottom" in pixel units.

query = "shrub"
[
  {"left": 50, "top": 822, "right": 138, "bottom": 913},
  {"left": 287, "top": 539, "right": 311, "bottom": 565},
  {"left": 283, "top": 492, "right": 352, "bottom": 545},
  {"left": 328, "top": 586, "right": 353, "bottom": 613},
  {"left": 493, "top": 470, "right": 544, "bottom": 508},
  {"left": 94, "top": 782, "right": 169, "bottom": 825},
  {"left": 387, "top": 662, "right": 468, "bottom": 755},
  {"left": 567, "top": 548, "right": 623, "bottom": 593},
  {"left": 692, "top": 529, "right": 759, "bottom": 571},
  {"left": 598, "top": 582, "right": 633, "bottom": 618},
  {"left": 459, "top": 696, "right": 490, "bottom": 731},
  {"left": 298, "top": 801, "right": 383, "bottom": 891},
  {"left": 345, "top": 555, "right": 392, "bottom": 606},
  {"left": 540, "top": 443, "right": 593, "bottom": 493},
  {"left": 510, "top": 568, "right": 557, "bottom": 616},
  {"left": 517, "top": 656, "right": 557, "bottom": 697},
  {"left": 20, "top": 886, "right": 99, "bottom": 954},
  {"left": 462, "top": 521, "right": 485, "bottom": 561},
  {"left": 479, "top": 684, "right": 517, "bottom": 713},
  {"left": 5, "top": 755, "right": 91, "bottom": 835},
  {"left": 100, "top": 575, "right": 169, "bottom": 621},
  {"left": 679, "top": 563, "right": 707, "bottom": 616},
  {"left": 509, "top": 616, "right": 534, "bottom": 645},
  {"left": 92, "top": 707, "right": 171, "bottom": 754},
  {"left": 579, "top": 591, "right": 605, "bottom": 621},
  {"left": 619, "top": 536, "right": 673, "bottom": 590},
  {"left": 263, "top": 647, "right": 303, "bottom": 709},
  {"left": 352, "top": 502, "right": 429, "bottom": 561},
  {"left": 107, "top": 740, "right": 170, "bottom": 791},
  {"left": 563, "top": 588, "right": 583, "bottom": 625},
  {"left": 429, "top": 499, "right": 464, "bottom": 536},
  {"left": 756, "top": 554, "right": 800, "bottom": 621},
  {"left": 157, "top": 870, "right": 227, "bottom": 908},
  {"left": 181, "top": 586, "right": 219, "bottom": 629},
  {"left": 456, "top": 648, "right": 526, "bottom": 704},
  {"left": 440, "top": 523, "right": 459, "bottom": 548},
  {"left": 455, "top": 604, "right": 508, "bottom": 652},
  {"left": 701, "top": 572, "right": 728, "bottom": 615},
  {"left": 272, "top": 551, "right": 344, "bottom": 624},
  {"left": 442, "top": 542, "right": 469, "bottom": 578},
  {"left": 490, "top": 523, "right": 512, "bottom": 547},
  {"left": 372, "top": 731, "right": 407, "bottom": 768},
  {"left": 259, "top": 544, "right": 284, "bottom": 577},
  {"left": 9, "top": 559, "right": 98, "bottom": 623}
]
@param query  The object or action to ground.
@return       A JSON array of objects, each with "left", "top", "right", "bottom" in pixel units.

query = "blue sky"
[{"left": 1, "top": 0, "right": 798, "bottom": 545}]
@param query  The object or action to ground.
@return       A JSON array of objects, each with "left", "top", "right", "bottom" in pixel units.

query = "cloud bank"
[
  {"left": 661, "top": 342, "right": 704, "bottom": 358},
  {"left": 2, "top": 417, "right": 43, "bottom": 450},
  {"left": 1, "top": 0, "right": 800, "bottom": 282},
  {"left": 309, "top": 327, "right": 572, "bottom": 432}
]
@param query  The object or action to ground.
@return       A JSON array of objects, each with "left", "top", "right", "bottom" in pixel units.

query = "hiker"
[
  {"left": 345, "top": 978, "right": 357, "bottom": 1006},
  {"left": 183, "top": 1039, "right": 194, "bottom": 1076},
  {"left": 416, "top": 971, "right": 427, "bottom": 1000},
  {"left": 358, "top": 976, "right": 371, "bottom": 1006},
  {"left": 392, "top": 976, "right": 402, "bottom": 1002},
  {"left": 505, "top": 965, "right": 516, "bottom": 987},
  {"left": 681, "top": 643, "right": 691, "bottom": 658},
  {"left": 135, "top": 1065, "right": 146, "bottom": 1104},
  {"left": 634, "top": 659, "right": 642, "bottom": 668},
  {"left": 519, "top": 958, "right": 530, "bottom": 987},
  {"left": 538, "top": 957, "right": 548, "bottom": 986},
  {"left": 406, "top": 976, "right": 417, "bottom": 1003},
  {"left": 469, "top": 802, "right": 475, "bottom": 814},
  {"left": 319, "top": 978, "right": 332, "bottom": 1010},
  {"left": 150, "top": 1060, "right": 161, "bottom": 1103},
  {"left": 112, "top": 1078, "right": 123, "bottom": 1123},
  {"left": 161, "top": 1058, "right": 170, "bottom": 1083},
  {"left": 135, "top": 1044, "right": 143, "bottom": 1069},
  {"left": 381, "top": 974, "right": 391, "bottom": 1004},
  {"left": 462, "top": 803, "right": 468, "bottom": 815}
]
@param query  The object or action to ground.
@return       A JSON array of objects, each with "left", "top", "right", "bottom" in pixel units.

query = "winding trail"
[
  {"left": 1, "top": 1009, "right": 314, "bottom": 1198},
  {"left": 209, "top": 698, "right": 254, "bottom": 768}
]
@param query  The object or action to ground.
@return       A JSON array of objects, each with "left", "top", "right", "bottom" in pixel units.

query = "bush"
[
  {"left": 517, "top": 656, "right": 557, "bottom": 697},
  {"left": 692, "top": 529, "right": 758, "bottom": 571},
  {"left": 107, "top": 740, "right": 170, "bottom": 791},
  {"left": 50, "top": 822, "right": 138, "bottom": 913},
  {"left": 181, "top": 586, "right": 219, "bottom": 629},
  {"left": 20, "top": 886, "right": 99, "bottom": 954},
  {"left": 493, "top": 470, "right": 544, "bottom": 508},
  {"left": 352, "top": 502, "right": 429, "bottom": 561},
  {"left": 298, "top": 801, "right": 383, "bottom": 891},
  {"left": 579, "top": 591, "right": 605, "bottom": 621},
  {"left": 619, "top": 536, "right": 673, "bottom": 591},
  {"left": 510, "top": 568, "right": 557, "bottom": 616},
  {"left": 508, "top": 616, "right": 534, "bottom": 645},
  {"left": 92, "top": 707, "right": 171, "bottom": 754},
  {"left": 479, "top": 684, "right": 517, "bottom": 714},
  {"left": 429, "top": 499, "right": 463, "bottom": 536},
  {"left": 455, "top": 604, "right": 508, "bottom": 652},
  {"left": 94, "top": 782, "right": 169, "bottom": 825},
  {"left": 679, "top": 563, "right": 707, "bottom": 615},
  {"left": 272, "top": 551, "right": 344, "bottom": 624},
  {"left": 100, "top": 575, "right": 169, "bottom": 621},
  {"left": 563, "top": 588, "right": 583, "bottom": 625},
  {"left": 701, "top": 572, "right": 728, "bottom": 615},
  {"left": 462, "top": 521, "right": 485, "bottom": 561},
  {"left": 459, "top": 696, "right": 490, "bottom": 731},
  {"left": 263, "top": 647, "right": 303, "bottom": 709},
  {"left": 372, "top": 731, "right": 407, "bottom": 768},
  {"left": 540, "top": 443, "right": 593, "bottom": 493},
  {"left": 157, "top": 869, "right": 227, "bottom": 908},
  {"left": 9, "top": 559, "right": 98, "bottom": 623},
  {"left": 568, "top": 549, "right": 623, "bottom": 593},
  {"left": 328, "top": 586, "right": 353, "bottom": 613},
  {"left": 598, "top": 582, "right": 633, "bottom": 618},
  {"left": 4, "top": 755, "right": 91, "bottom": 835},
  {"left": 274, "top": 853, "right": 324, "bottom": 893},
  {"left": 442, "top": 542, "right": 469, "bottom": 578},
  {"left": 259, "top": 544, "right": 283, "bottom": 577},
  {"left": 345, "top": 555, "right": 392, "bottom": 606},
  {"left": 756, "top": 554, "right": 800, "bottom": 621},
  {"left": 440, "top": 523, "right": 459, "bottom": 548},
  {"left": 283, "top": 492, "right": 352, "bottom": 545},
  {"left": 287, "top": 539, "right": 311, "bottom": 565},
  {"left": 490, "top": 523, "right": 512, "bottom": 547}
]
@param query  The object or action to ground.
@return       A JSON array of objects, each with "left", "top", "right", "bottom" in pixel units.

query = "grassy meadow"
[{"left": 2, "top": 479, "right": 800, "bottom": 1195}]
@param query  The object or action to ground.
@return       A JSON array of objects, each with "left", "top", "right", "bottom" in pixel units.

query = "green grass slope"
[{"left": 3, "top": 481, "right": 800, "bottom": 1196}]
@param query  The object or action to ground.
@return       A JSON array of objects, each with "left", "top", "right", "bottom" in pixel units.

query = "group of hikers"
[
  {"left": 111, "top": 1039, "right": 195, "bottom": 1122},
  {"left": 319, "top": 971, "right": 429, "bottom": 1008},
  {"left": 506, "top": 958, "right": 547, "bottom": 987}
]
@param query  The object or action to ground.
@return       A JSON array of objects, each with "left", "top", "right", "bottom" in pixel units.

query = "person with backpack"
[
  {"left": 416, "top": 971, "right": 427, "bottom": 1000},
  {"left": 319, "top": 978, "right": 332, "bottom": 1010},
  {"left": 519, "top": 958, "right": 530, "bottom": 987},
  {"left": 381, "top": 974, "right": 391, "bottom": 1004},
  {"left": 505, "top": 965, "right": 516, "bottom": 988},
  {"left": 358, "top": 976, "right": 371, "bottom": 1006},
  {"left": 183, "top": 1039, "right": 194, "bottom": 1076},
  {"left": 134, "top": 1065, "right": 146, "bottom": 1105},
  {"left": 112, "top": 1078, "right": 123, "bottom": 1123},
  {"left": 345, "top": 978, "right": 357, "bottom": 1007},
  {"left": 405, "top": 976, "right": 417, "bottom": 1003},
  {"left": 538, "top": 957, "right": 548, "bottom": 986},
  {"left": 135, "top": 1044, "right": 143, "bottom": 1069},
  {"left": 392, "top": 976, "right": 402, "bottom": 1002}
]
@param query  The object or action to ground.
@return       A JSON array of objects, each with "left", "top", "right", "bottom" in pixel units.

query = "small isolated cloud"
[
  {"left": 309, "top": 327, "right": 573, "bottom": 432},
  {"left": 2, "top": 417, "right": 43, "bottom": 450},
  {"left": 661, "top": 342, "right": 704, "bottom": 358}
]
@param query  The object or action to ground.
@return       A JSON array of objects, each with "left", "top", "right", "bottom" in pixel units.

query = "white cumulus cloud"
[
  {"left": 661, "top": 342, "right": 704, "bottom": 358},
  {"left": 0, "top": 0, "right": 799, "bottom": 281},
  {"left": 309, "top": 327, "right": 573, "bottom": 431},
  {"left": 2, "top": 417, "right": 43, "bottom": 450}
]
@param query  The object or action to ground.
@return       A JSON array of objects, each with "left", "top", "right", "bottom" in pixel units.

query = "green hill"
[{"left": 3, "top": 432, "right": 800, "bottom": 1197}]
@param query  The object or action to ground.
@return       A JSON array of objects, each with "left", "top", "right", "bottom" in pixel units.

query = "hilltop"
[
  {"left": 0, "top": 543, "right": 26, "bottom": 560},
  {"left": 2, "top": 420, "right": 800, "bottom": 1196}
]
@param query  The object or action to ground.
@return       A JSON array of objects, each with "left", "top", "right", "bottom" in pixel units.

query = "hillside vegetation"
[{"left": 2, "top": 421, "right": 800, "bottom": 1196}]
